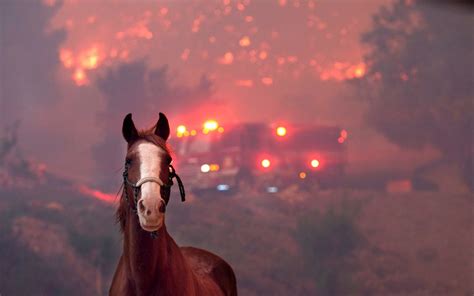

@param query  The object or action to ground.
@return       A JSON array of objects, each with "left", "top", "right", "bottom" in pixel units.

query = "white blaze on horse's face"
[{"left": 134, "top": 140, "right": 168, "bottom": 232}]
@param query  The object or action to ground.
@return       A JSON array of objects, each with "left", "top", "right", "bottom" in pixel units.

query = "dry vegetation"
[{"left": 0, "top": 185, "right": 471, "bottom": 295}]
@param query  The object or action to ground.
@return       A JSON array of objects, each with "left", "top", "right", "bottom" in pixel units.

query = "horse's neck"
[{"left": 124, "top": 222, "right": 192, "bottom": 295}]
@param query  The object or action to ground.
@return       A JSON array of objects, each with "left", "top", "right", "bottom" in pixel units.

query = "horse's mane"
[{"left": 116, "top": 125, "right": 173, "bottom": 232}]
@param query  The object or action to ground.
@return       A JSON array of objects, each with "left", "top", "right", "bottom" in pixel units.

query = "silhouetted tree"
[
  {"left": 0, "top": 0, "right": 65, "bottom": 123},
  {"left": 353, "top": 0, "right": 473, "bottom": 189}
]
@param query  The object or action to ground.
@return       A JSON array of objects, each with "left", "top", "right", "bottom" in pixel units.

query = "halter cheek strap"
[{"left": 169, "top": 164, "right": 186, "bottom": 202}]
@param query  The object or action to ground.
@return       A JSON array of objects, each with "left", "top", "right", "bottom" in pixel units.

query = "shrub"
[{"left": 294, "top": 201, "right": 364, "bottom": 295}]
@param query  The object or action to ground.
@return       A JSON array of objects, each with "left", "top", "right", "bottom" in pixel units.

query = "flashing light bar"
[
  {"left": 203, "top": 120, "right": 219, "bottom": 132},
  {"left": 176, "top": 120, "right": 224, "bottom": 137},
  {"left": 177, "top": 125, "right": 186, "bottom": 134}
]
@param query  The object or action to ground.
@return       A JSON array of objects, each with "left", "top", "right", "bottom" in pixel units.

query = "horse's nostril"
[
  {"left": 159, "top": 201, "right": 166, "bottom": 213},
  {"left": 138, "top": 200, "right": 146, "bottom": 213}
]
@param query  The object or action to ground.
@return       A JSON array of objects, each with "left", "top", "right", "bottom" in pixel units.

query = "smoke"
[
  {"left": 0, "top": 0, "right": 95, "bottom": 183},
  {"left": 0, "top": 0, "right": 65, "bottom": 125},
  {"left": 92, "top": 60, "right": 213, "bottom": 190}
]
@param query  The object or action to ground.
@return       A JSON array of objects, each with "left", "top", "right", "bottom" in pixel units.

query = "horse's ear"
[
  {"left": 122, "top": 113, "right": 138, "bottom": 143},
  {"left": 155, "top": 112, "right": 170, "bottom": 141}
]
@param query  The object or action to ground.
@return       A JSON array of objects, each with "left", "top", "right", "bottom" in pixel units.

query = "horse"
[{"left": 109, "top": 113, "right": 237, "bottom": 296}]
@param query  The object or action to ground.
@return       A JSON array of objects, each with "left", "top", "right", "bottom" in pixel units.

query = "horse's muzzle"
[{"left": 137, "top": 197, "right": 165, "bottom": 232}]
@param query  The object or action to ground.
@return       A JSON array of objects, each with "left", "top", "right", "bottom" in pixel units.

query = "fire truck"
[{"left": 169, "top": 120, "right": 348, "bottom": 194}]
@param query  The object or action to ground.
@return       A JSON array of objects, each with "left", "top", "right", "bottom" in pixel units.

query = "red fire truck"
[{"left": 169, "top": 120, "right": 348, "bottom": 193}]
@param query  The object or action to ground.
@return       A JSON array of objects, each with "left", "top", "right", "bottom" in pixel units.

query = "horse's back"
[{"left": 181, "top": 246, "right": 237, "bottom": 296}]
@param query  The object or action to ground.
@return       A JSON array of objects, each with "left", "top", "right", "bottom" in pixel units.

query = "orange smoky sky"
[
  {"left": 49, "top": 0, "right": 381, "bottom": 123},
  {"left": 7, "top": 0, "right": 438, "bottom": 189}
]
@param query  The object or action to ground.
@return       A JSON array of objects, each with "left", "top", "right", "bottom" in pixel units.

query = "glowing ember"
[
  {"left": 320, "top": 62, "right": 367, "bottom": 81},
  {"left": 287, "top": 56, "right": 298, "bottom": 63},
  {"left": 80, "top": 46, "right": 100, "bottom": 69},
  {"left": 261, "top": 77, "right": 273, "bottom": 86},
  {"left": 59, "top": 49, "right": 74, "bottom": 68},
  {"left": 159, "top": 7, "right": 168, "bottom": 16},
  {"left": 120, "top": 50, "right": 129, "bottom": 59},
  {"left": 235, "top": 79, "right": 254, "bottom": 87},
  {"left": 181, "top": 48, "right": 191, "bottom": 61},
  {"left": 72, "top": 68, "right": 87, "bottom": 86},
  {"left": 354, "top": 65, "right": 366, "bottom": 78},
  {"left": 239, "top": 36, "right": 251, "bottom": 47},
  {"left": 219, "top": 52, "right": 234, "bottom": 65}
]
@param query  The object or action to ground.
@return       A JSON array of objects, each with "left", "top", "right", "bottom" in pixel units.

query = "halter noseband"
[{"left": 122, "top": 160, "right": 186, "bottom": 214}]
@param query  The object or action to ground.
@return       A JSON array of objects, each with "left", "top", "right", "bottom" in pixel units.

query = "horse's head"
[{"left": 120, "top": 112, "right": 181, "bottom": 233}]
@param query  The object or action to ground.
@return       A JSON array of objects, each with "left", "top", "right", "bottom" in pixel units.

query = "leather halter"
[{"left": 122, "top": 158, "right": 185, "bottom": 238}]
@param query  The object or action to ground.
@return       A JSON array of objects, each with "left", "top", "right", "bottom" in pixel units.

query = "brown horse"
[{"left": 109, "top": 113, "right": 237, "bottom": 296}]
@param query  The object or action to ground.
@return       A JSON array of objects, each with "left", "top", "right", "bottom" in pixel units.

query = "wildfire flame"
[
  {"left": 60, "top": 45, "right": 104, "bottom": 86},
  {"left": 72, "top": 68, "right": 87, "bottom": 86},
  {"left": 78, "top": 185, "right": 115, "bottom": 203},
  {"left": 51, "top": 0, "right": 369, "bottom": 87}
]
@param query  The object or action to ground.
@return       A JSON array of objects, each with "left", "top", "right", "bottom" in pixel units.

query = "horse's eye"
[{"left": 125, "top": 158, "right": 132, "bottom": 164}]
